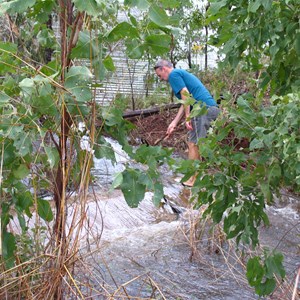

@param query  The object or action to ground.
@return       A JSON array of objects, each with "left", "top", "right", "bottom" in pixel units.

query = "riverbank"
[{"left": 75, "top": 176, "right": 299, "bottom": 299}]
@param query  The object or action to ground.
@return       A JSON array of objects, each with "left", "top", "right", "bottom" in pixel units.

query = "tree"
[
  {"left": 206, "top": 0, "right": 300, "bottom": 95},
  {"left": 0, "top": 0, "right": 180, "bottom": 297},
  {"left": 1, "top": 0, "right": 297, "bottom": 297},
  {"left": 182, "top": 0, "right": 299, "bottom": 296}
]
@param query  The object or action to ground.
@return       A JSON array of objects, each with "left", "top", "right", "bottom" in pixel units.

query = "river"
[{"left": 67, "top": 139, "right": 299, "bottom": 300}]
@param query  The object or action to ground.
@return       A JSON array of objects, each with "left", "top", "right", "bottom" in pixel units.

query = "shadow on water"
[{"left": 72, "top": 138, "right": 300, "bottom": 300}]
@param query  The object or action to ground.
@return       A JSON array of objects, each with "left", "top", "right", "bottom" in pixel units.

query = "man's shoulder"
[
  {"left": 171, "top": 68, "right": 186, "bottom": 74},
  {"left": 170, "top": 68, "right": 186, "bottom": 78}
]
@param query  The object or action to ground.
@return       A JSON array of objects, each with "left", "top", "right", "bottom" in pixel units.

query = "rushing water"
[
  {"left": 75, "top": 185, "right": 299, "bottom": 299},
  {"left": 69, "top": 138, "right": 299, "bottom": 300},
  {"left": 10, "top": 138, "right": 299, "bottom": 299}
]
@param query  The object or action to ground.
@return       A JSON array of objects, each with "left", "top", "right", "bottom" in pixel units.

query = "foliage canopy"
[{"left": 0, "top": 0, "right": 299, "bottom": 297}]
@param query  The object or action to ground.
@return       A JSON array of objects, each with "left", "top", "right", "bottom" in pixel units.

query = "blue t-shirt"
[{"left": 168, "top": 69, "right": 217, "bottom": 107}]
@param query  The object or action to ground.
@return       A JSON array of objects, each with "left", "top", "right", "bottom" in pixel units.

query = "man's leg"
[
  {"left": 183, "top": 107, "right": 220, "bottom": 187},
  {"left": 188, "top": 141, "right": 200, "bottom": 160},
  {"left": 183, "top": 141, "right": 200, "bottom": 187}
]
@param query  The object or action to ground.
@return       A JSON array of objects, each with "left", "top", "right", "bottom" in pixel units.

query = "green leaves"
[
  {"left": 7, "top": 125, "right": 32, "bottom": 157},
  {"left": 44, "top": 146, "right": 59, "bottom": 168},
  {"left": 208, "top": 0, "right": 228, "bottom": 15},
  {"left": 107, "top": 22, "right": 139, "bottom": 42},
  {"left": 249, "top": 138, "right": 264, "bottom": 150},
  {"left": 124, "top": 0, "right": 150, "bottom": 10},
  {"left": 0, "top": 42, "right": 19, "bottom": 74},
  {"left": 105, "top": 13, "right": 172, "bottom": 65},
  {"left": 0, "top": 0, "right": 36, "bottom": 14},
  {"left": 37, "top": 198, "right": 53, "bottom": 222},
  {"left": 246, "top": 256, "right": 264, "bottom": 286},
  {"left": 189, "top": 103, "right": 208, "bottom": 119},
  {"left": 19, "top": 75, "right": 58, "bottom": 115},
  {"left": 126, "top": 39, "right": 145, "bottom": 59},
  {"left": 36, "top": 27, "right": 55, "bottom": 48},
  {"left": 248, "top": 0, "right": 263, "bottom": 13},
  {"left": 0, "top": 41, "right": 17, "bottom": 53},
  {"left": 105, "top": 4, "right": 175, "bottom": 59},
  {"left": 29, "top": 0, "right": 55, "bottom": 23},
  {"left": 265, "top": 252, "right": 285, "bottom": 279},
  {"left": 72, "top": 0, "right": 99, "bottom": 17},
  {"left": 113, "top": 161, "right": 166, "bottom": 208},
  {"left": 207, "top": 0, "right": 300, "bottom": 95},
  {"left": 16, "top": 191, "right": 33, "bottom": 217},
  {"left": 103, "top": 55, "right": 115, "bottom": 72},
  {"left": 160, "top": 0, "right": 181, "bottom": 9},
  {"left": 71, "top": 31, "right": 100, "bottom": 59},
  {"left": 2, "top": 232, "right": 16, "bottom": 268},
  {"left": 70, "top": 31, "right": 111, "bottom": 79},
  {"left": 13, "top": 164, "right": 30, "bottom": 179},
  {"left": 134, "top": 144, "right": 172, "bottom": 169},
  {"left": 0, "top": 91, "right": 10, "bottom": 107},
  {"left": 0, "top": 0, "right": 178, "bottom": 273},
  {"left": 65, "top": 66, "right": 92, "bottom": 102},
  {"left": 295, "top": 32, "right": 300, "bottom": 55},
  {"left": 149, "top": 4, "right": 169, "bottom": 27},
  {"left": 190, "top": 91, "right": 299, "bottom": 296},
  {"left": 94, "top": 136, "right": 116, "bottom": 163},
  {"left": 145, "top": 34, "right": 171, "bottom": 55},
  {"left": 118, "top": 169, "right": 147, "bottom": 208},
  {"left": 246, "top": 251, "right": 285, "bottom": 296},
  {"left": 152, "top": 183, "right": 164, "bottom": 207}
]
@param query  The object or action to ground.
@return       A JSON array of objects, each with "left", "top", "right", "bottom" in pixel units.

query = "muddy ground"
[
  {"left": 127, "top": 106, "right": 250, "bottom": 156},
  {"left": 128, "top": 108, "right": 188, "bottom": 156}
]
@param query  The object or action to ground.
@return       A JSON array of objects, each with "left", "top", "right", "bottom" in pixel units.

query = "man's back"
[{"left": 168, "top": 69, "right": 217, "bottom": 107}]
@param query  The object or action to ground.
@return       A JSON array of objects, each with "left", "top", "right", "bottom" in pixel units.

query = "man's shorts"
[{"left": 188, "top": 106, "right": 220, "bottom": 144}]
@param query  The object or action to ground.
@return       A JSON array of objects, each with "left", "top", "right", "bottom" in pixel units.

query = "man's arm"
[
  {"left": 180, "top": 87, "right": 193, "bottom": 131},
  {"left": 166, "top": 87, "right": 193, "bottom": 137},
  {"left": 166, "top": 104, "right": 184, "bottom": 137}
]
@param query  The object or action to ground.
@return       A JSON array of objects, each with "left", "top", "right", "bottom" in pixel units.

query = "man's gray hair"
[{"left": 154, "top": 59, "right": 173, "bottom": 70}]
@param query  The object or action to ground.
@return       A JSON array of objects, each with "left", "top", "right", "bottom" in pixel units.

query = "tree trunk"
[
  {"left": 204, "top": 4, "right": 210, "bottom": 71},
  {"left": 52, "top": 1, "right": 84, "bottom": 298},
  {"left": 204, "top": 25, "right": 208, "bottom": 70}
]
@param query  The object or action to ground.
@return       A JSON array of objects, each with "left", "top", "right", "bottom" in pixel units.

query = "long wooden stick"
[{"left": 123, "top": 103, "right": 180, "bottom": 119}]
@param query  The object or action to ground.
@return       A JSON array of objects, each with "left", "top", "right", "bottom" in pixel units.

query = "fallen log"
[{"left": 122, "top": 103, "right": 180, "bottom": 120}]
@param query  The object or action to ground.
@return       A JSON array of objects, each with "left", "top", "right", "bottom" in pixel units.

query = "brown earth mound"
[
  {"left": 128, "top": 109, "right": 188, "bottom": 156},
  {"left": 127, "top": 107, "right": 250, "bottom": 155}
]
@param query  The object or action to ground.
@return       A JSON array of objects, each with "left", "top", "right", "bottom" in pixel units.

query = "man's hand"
[
  {"left": 166, "top": 121, "right": 177, "bottom": 138},
  {"left": 185, "top": 119, "right": 193, "bottom": 131}
]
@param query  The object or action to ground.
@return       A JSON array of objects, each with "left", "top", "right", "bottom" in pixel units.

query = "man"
[{"left": 154, "top": 59, "right": 219, "bottom": 187}]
